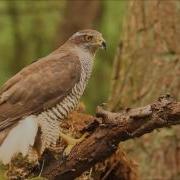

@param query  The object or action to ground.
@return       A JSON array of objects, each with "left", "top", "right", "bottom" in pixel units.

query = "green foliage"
[
  {"left": 0, "top": 0, "right": 65, "bottom": 81},
  {"left": 0, "top": 164, "right": 7, "bottom": 179}
]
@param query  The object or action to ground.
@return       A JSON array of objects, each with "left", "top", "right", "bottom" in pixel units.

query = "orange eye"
[{"left": 84, "top": 35, "right": 93, "bottom": 42}]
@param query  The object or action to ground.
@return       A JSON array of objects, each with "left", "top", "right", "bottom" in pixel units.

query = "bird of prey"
[{"left": 0, "top": 29, "right": 106, "bottom": 164}]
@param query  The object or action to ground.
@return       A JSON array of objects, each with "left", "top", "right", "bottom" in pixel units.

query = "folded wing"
[{"left": 0, "top": 52, "right": 81, "bottom": 131}]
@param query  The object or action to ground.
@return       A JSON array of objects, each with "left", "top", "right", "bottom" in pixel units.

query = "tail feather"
[
  {"left": 0, "top": 127, "right": 12, "bottom": 145},
  {"left": 0, "top": 115, "right": 38, "bottom": 164}
]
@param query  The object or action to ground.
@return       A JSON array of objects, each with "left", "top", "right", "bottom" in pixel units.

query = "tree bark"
[
  {"left": 109, "top": 0, "right": 180, "bottom": 179},
  {"left": 109, "top": 0, "right": 180, "bottom": 109},
  {"left": 41, "top": 96, "right": 180, "bottom": 180}
]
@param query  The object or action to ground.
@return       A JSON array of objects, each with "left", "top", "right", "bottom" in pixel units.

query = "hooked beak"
[
  {"left": 101, "top": 41, "right": 107, "bottom": 50},
  {"left": 95, "top": 36, "right": 106, "bottom": 50}
]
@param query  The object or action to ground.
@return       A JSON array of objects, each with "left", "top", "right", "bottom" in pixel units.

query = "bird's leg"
[
  {"left": 27, "top": 147, "right": 39, "bottom": 165},
  {"left": 59, "top": 131, "right": 88, "bottom": 156}
]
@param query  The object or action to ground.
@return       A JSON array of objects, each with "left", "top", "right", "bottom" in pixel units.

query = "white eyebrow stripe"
[
  {"left": 73, "top": 32, "right": 86, "bottom": 37},
  {"left": 75, "top": 32, "right": 82, "bottom": 36}
]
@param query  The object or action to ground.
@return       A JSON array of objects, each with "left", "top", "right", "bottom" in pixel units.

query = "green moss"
[{"left": 0, "top": 164, "right": 7, "bottom": 180}]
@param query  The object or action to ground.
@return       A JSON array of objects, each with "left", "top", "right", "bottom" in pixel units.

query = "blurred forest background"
[
  {"left": 0, "top": 0, "right": 126, "bottom": 113},
  {"left": 0, "top": 0, "right": 180, "bottom": 180}
]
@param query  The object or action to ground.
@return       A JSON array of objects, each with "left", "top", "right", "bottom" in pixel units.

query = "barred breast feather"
[{"left": 38, "top": 51, "right": 94, "bottom": 153}]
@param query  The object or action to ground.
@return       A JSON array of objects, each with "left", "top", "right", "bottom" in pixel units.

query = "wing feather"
[{"left": 0, "top": 52, "right": 81, "bottom": 130}]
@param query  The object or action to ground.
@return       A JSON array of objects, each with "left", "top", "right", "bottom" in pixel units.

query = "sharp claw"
[
  {"left": 63, "top": 145, "right": 74, "bottom": 157},
  {"left": 59, "top": 132, "right": 89, "bottom": 156}
]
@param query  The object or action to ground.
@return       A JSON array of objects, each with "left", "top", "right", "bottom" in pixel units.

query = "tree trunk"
[
  {"left": 55, "top": 0, "right": 102, "bottom": 47},
  {"left": 7, "top": 1, "right": 26, "bottom": 74},
  {"left": 109, "top": 0, "right": 180, "bottom": 179}
]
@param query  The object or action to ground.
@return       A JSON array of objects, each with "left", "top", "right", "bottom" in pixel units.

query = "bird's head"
[{"left": 68, "top": 29, "right": 106, "bottom": 54}]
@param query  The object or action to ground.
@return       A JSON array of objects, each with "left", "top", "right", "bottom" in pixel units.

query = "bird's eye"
[{"left": 84, "top": 35, "right": 93, "bottom": 42}]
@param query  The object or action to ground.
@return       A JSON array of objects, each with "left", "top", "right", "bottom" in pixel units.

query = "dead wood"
[{"left": 41, "top": 95, "right": 180, "bottom": 180}]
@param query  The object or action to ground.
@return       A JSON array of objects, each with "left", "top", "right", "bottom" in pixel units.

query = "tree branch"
[{"left": 41, "top": 96, "right": 180, "bottom": 180}]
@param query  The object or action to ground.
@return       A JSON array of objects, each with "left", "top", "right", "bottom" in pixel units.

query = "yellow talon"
[{"left": 59, "top": 132, "right": 88, "bottom": 156}]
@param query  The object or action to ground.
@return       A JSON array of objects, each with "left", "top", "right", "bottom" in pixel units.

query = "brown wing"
[{"left": 0, "top": 52, "right": 81, "bottom": 131}]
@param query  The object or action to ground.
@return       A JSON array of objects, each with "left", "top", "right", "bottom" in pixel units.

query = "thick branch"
[{"left": 42, "top": 96, "right": 180, "bottom": 180}]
